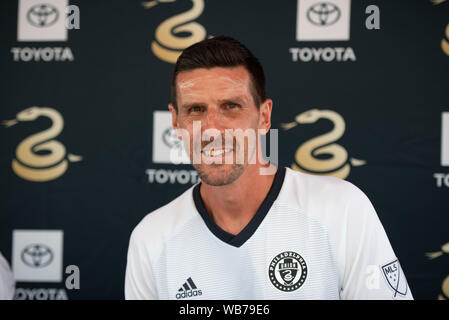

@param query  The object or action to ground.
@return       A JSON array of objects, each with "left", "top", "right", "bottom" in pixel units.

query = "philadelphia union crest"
[{"left": 268, "top": 251, "right": 307, "bottom": 292}]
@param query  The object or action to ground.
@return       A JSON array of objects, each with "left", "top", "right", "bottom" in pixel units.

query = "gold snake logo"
[
  {"left": 442, "top": 23, "right": 449, "bottom": 57},
  {"left": 142, "top": 0, "right": 207, "bottom": 63},
  {"left": 425, "top": 242, "right": 449, "bottom": 300},
  {"left": 281, "top": 109, "right": 366, "bottom": 179},
  {"left": 430, "top": 0, "right": 447, "bottom": 4},
  {"left": 2, "top": 107, "right": 82, "bottom": 182}
]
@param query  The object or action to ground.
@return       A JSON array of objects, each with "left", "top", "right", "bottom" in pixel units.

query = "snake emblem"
[
  {"left": 142, "top": 0, "right": 207, "bottom": 63},
  {"left": 441, "top": 23, "right": 449, "bottom": 57},
  {"left": 281, "top": 109, "right": 366, "bottom": 179},
  {"left": 426, "top": 242, "right": 449, "bottom": 300},
  {"left": 3, "top": 107, "right": 82, "bottom": 182}
]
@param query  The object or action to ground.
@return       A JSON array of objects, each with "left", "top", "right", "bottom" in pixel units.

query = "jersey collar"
[{"left": 192, "top": 166, "right": 286, "bottom": 248}]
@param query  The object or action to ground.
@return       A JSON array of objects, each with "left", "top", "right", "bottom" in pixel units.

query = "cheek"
[
  {"left": 173, "top": 117, "right": 192, "bottom": 141},
  {"left": 177, "top": 114, "right": 196, "bottom": 129},
  {"left": 239, "top": 112, "right": 260, "bottom": 130},
  {"left": 177, "top": 121, "right": 201, "bottom": 145}
]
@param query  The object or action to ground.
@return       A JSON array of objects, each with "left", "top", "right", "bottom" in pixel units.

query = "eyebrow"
[
  {"left": 181, "top": 97, "right": 248, "bottom": 110},
  {"left": 180, "top": 102, "right": 207, "bottom": 110},
  {"left": 217, "top": 97, "right": 247, "bottom": 106}
]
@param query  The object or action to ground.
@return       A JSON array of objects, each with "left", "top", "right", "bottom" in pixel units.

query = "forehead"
[{"left": 176, "top": 66, "right": 252, "bottom": 102}]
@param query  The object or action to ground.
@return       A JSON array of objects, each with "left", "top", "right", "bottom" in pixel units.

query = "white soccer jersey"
[
  {"left": 0, "top": 252, "right": 15, "bottom": 300},
  {"left": 125, "top": 166, "right": 413, "bottom": 300}
]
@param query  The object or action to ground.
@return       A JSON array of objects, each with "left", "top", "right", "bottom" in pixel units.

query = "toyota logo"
[
  {"left": 21, "top": 244, "right": 53, "bottom": 268},
  {"left": 306, "top": 2, "right": 341, "bottom": 26},
  {"left": 162, "top": 127, "right": 183, "bottom": 149},
  {"left": 27, "top": 4, "right": 59, "bottom": 28}
]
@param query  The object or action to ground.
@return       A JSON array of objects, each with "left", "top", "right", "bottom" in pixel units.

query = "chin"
[{"left": 194, "top": 163, "right": 246, "bottom": 186}]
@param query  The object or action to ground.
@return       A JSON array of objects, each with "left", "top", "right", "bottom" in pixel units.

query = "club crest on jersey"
[
  {"left": 381, "top": 260, "right": 408, "bottom": 297},
  {"left": 268, "top": 251, "right": 307, "bottom": 292}
]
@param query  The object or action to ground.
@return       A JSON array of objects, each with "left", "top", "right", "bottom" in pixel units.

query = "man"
[
  {"left": 125, "top": 36, "right": 413, "bottom": 300},
  {"left": 0, "top": 251, "right": 15, "bottom": 300}
]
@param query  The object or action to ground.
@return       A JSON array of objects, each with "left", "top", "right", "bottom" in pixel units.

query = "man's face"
[{"left": 169, "top": 66, "right": 270, "bottom": 186}]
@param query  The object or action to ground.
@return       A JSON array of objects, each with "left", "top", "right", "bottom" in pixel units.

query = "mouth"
[{"left": 200, "top": 147, "right": 234, "bottom": 163}]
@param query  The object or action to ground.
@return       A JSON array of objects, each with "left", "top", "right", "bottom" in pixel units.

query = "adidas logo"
[{"left": 175, "top": 277, "right": 202, "bottom": 299}]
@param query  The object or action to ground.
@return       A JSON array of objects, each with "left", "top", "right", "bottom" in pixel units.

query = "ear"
[
  {"left": 168, "top": 103, "right": 182, "bottom": 140},
  {"left": 258, "top": 99, "right": 272, "bottom": 135},
  {"left": 168, "top": 103, "right": 181, "bottom": 138}
]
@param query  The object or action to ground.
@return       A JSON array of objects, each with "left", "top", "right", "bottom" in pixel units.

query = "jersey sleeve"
[
  {"left": 339, "top": 183, "right": 413, "bottom": 300},
  {"left": 124, "top": 230, "right": 158, "bottom": 300},
  {"left": 0, "top": 252, "right": 15, "bottom": 300}
]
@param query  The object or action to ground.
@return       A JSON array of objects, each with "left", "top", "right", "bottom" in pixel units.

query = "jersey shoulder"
[
  {"left": 280, "top": 167, "right": 378, "bottom": 233},
  {"left": 130, "top": 185, "right": 199, "bottom": 250},
  {"left": 282, "top": 167, "right": 370, "bottom": 210}
]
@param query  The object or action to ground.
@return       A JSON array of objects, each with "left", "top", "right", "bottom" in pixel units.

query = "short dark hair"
[{"left": 171, "top": 36, "right": 266, "bottom": 111}]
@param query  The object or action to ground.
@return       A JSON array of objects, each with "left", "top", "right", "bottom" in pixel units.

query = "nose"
[
  {"left": 200, "top": 107, "right": 227, "bottom": 147},
  {"left": 202, "top": 107, "right": 224, "bottom": 132}
]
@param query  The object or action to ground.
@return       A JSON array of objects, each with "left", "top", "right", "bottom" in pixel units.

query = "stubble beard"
[
  {"left": 189, "top": 129, "right": 259, "bottom": 186},
  {"left": 193, "top": 138, "right": 256, "bottom": 187},
  {"left": 194, "top": 163, "right": 246, "bottom": 186}
]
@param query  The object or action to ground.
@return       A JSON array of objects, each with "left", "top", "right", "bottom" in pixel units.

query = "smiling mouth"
[{"left": 201, "top": 148, "right": 234, "bottom": 157}]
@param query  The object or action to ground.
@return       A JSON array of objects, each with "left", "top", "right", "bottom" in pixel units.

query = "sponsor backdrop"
[{"left": 0, "top": 0, "right": 448, "bottom": 300}]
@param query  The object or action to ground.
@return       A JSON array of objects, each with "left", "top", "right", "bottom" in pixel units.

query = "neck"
[{"left": 199, "top": 162, "right": 278, "bottom": 235}]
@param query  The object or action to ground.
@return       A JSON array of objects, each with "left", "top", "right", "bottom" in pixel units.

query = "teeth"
[{"left": 203, "top": 148, "right": 232, "bottom": 157}]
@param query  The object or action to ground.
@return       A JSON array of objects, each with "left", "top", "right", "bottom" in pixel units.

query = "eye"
[
  {"left": 225, "top": 103, "right": 239, "bottom": 110},
  {"left": 190, "top": 106, "right": 204, "bottom": 113}
]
